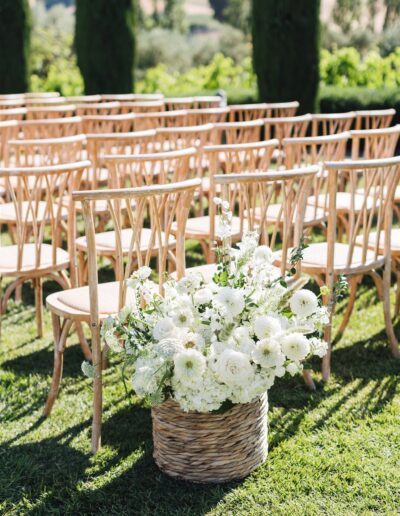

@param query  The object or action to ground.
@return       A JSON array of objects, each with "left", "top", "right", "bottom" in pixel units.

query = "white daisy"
[
  {"left": 281, "top": 333, "right": 310, "bottom": 362},
  {"left": 290, "top": 290, "right": 319, "bottom": 317},
  {"left": 215, "top": 287, "right": 245, "bottom": 317},
  {"left": 252, "top": 338, "right": 285, "bottom": 368},
  {"left": 214, "top": 349, "right": 254, "bottom": 387},
  {"left": 174, "top": 349, "right": 206, "bottom": 385},
  {"left": 253, "top": 315, "right": 282, "bottom": 340}
]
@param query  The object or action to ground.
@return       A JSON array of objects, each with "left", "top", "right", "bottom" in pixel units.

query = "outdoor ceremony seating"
[
  {"left": 350, "top": 124, "right": 400, "bottom": 159},
  {"left": 17, "top": 116, "right": 83, "bottom": 139},
  {"left": 75, "top": 101, "right": 121, "bottom": 117},
  {"left": 101, "top": 93, "right": 164, "bottom": 102},
  {"left": 186, "top": 107, "right": 230, "bottom": 126},
  {"left": 0, "top": 160, "right": 90, "bottom": 338},
  {"left": 355, "top": 108, "right": 396, "bottom": 130},
  {"left": 43, "top": 178, "right": 201, "bottom": 453},
  {"left": 0, "top": 108, "right": 27, "bottom": 122},
  {"left": 25, "top": 104, "right": 76, "bottom": 120},
  {"left": 310, "top": 112, "right": 355, "bottom": 136},
  {"left": 133, "top": 110, "right": 189, "bottom": 130},
  {"left": 119, "top": 100, "right": 166, "bottom": 114},
  {"left": 66, "top": 95, "right": 102, "bottom": 103},
  {"left": 212, "top": 119, "right": 264, "bottom": 144},
  {"left": 227, "top": 100, "right": 299, "bottom": 122},
  {"left": 82, "top": 113, "right": 136, "bottom": 133}
]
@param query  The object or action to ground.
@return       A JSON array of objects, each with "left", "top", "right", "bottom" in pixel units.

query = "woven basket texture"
[{"left": 152, "top": 394, "right": 268, "bottom": 483}]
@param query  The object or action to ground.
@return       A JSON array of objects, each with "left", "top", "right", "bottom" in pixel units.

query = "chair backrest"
[
  {"left": 25, "top": 104, "right": 76, "bottom": 120},
  {"left": 228, "top": 104, "right": 267, "bottom": 122},
  {"left": 213, "top": 119, "right": 264, "bottom": 144},
  {"left": 205, "top": 140, "right": 279, "bottom": 177},
  {"left": 355, "top": 109, "right": 395, "bottom": 130},
  {"left": 282, "top": 133, "right": 349, "bottom": 169},
  {"left": 0, "top": 121, "right": 19, "bottom": 164},
  {"left": 66, "top": 95, "right": 102, "bottom": 103},
  {"left": 6, "top": 134, "right": 86, "bottom": 167},
  {"left": 82, "top": 113, "right": 136, "bottom": 133},
  {"left": 85, "top": 130, "right": 156, "bottom": 189},
  {"left": 214, "top": 167, "right": 319, "bottom": 274},
  {"left": 264, "top": 101, "right": 299, "bottom": 118},
  {"left": 101, "top": 93, "right": 164, "bottom": 102},
  {"left": 193, "top": 96, "right": 222, "bottom": 109},
  {"left": 350, "top": 125, "right": 400, "bottom": 159},
  {"left": 0, "top": 92, "right": 60, "bottom": 101},
  {"left": 165, "top": 97, "right": 194, "bottom": 111},
  {"left": 0, "top": 97, "right": 66, "bottom": 109},
  {"left": 133, "top": 110, "right": 189, "bottom": 130},
  {"left": 75, "top": 102, "right": 121, "bottom": 117},
  {"left": 186, "top": 107, "right": 230, "bottom": 126},
  {"left": 103, "top": 147, "right": 197, "bottom": 189},
  {"left": 17, "top": 116, "right": 83, "bottom": 139},
  {"left": 324, "top": 157, "right": 400, "bottom": 278},
  {"left": 120, "top": 100, "right": 165, "bottom": 114},
  {"left": 0, "top": 107, "right": 27, "bottom": 121},
  {"left": 311, "top": 112, "right": 355, "bottom": 136},
  {"left": 0, "top": 160, "right": 90, "bottom": 280},
  {"left": 264, "top": 114, "right": 311, "bottom": 142},
  {"left": 74, "top": 178, "right": 201, "bottom": 307}
]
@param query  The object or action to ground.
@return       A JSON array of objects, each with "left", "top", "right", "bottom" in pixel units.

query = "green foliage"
[
  {"left": 162, "top": 0, "right": 186, "bottom": 33},
  {"left": 137, "top": 53, "right": 256, "bottom": 95},
  {"left": 75, "top": 0, "right": 135, "bottom": 94},
  {"left": 223, "top": 0, "right": 251, "bottom": 35},
  {"left": 0, "top": 0, "right": 31, "bottom": 93},
  {"left": 252, "top": 0, "right": 321, "bottom": 113}
]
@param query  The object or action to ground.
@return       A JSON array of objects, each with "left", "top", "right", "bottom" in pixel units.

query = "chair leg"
[
  {"left": 395, "top": 270, "right": 400, "bottom": 318},
  {"left": 322, "top": 297, "right": 335, "bottom": 382},
  {"left": 381, "top": 265, "right": 400, "bottom": 358},
  {"left": 43, "top": 314, "right": 73, "bottom": 416},
  {"left": 91, "top": 325, "right": 103, "bottom": 454},
  {"left": 303, "top": 369, "right": 316, "bottom": 390},
  {"left": 337, "top": 275, "right": 361, "bottom": 338},
  {"left": 33, "top": 278, "right": 43, "bottom": 338},
  {"left": 75, "top": 321, "right": 92, "bottom": 361},
  {"left": 368, "top": 270, "right": 383, "bottom": 302}
]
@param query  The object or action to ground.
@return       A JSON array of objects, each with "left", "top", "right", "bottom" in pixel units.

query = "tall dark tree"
[
  {"left": 75, "top": 0, "right": 135, "bottom": 94},
  {"left": 209, "top": 0, "right": 228, "bottom": 21},
  {"left": 0, "top": 0, "right": 31, "bottom": 93},
  {"left": 252, "top": 0, "right": 321, "bottom": 113}
]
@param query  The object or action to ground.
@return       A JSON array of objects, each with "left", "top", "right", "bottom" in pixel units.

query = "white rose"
[
  {"left": 215, "top": 287, "right": 245, "bottom": 317},
  {"left": 214, "top": 349, "right": 254, "bottom": 387},
  {"left": 290, "top": 290, "right": 319, "bottom": 317},
  {"left": 174, "top": 349, "right": 206, "bottom": 385},
  {"left": 132, "top": 365, "right": 158, "bottom": 395},
  {"left": 252, "top": 338, "right": 285, "bottom": 368},
  {"left": 193, "top": 287, "right": 213, "bottom": 305},
  {"left": 171, "top": 308, "right": 193, "bottom": 328},
  {"left": 254, "top": 245, "right": 273, "bottom": 265},
  {"left": 286, "top": 362, "right": 303, "bottom": 376},
  {"left": 181, "top": 332, "right": 205, "bottom": 351},
  {"left": 281, "top": 333, "right": 310, "bottom": 362},
  {"left": 138, "top": 266, "right": 152, "bottom": 280},
  {"left": 154, "top": 338, "right": 183, "bottom": 359},
  {"left": 229, "top": 326, "right": 255, "bottom": 354},
  {"left": 253, "top": 315, "right": 282, "bottom": 340},
  {"left": 153, "top": 317, "right": 176, "bottom": 341}
]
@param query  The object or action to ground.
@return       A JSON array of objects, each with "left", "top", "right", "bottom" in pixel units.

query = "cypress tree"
[
  {"left": 75, "top": 0, "right": 135, "bottom": 94},
  {"left": 252, "top": 0, "right": 321, "bottom": 113},
  {"left": 0, "top": 0, "right": 31, "bottom": 93}
]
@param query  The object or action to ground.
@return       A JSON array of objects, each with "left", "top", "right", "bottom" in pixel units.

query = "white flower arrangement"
[{"left": 89, "top": 202, "right": 329, "bottom": 413}]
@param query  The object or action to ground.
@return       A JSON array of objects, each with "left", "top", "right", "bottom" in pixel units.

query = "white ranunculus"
[
  {"left": 171, "top": 308, "right": 193, "bottom": 328},
  {"left": 132, "top": 365, "right": 158, "bottom": 395},
  {"left": 286, "top": 362, "right": 303, "bottom": 376},
  {"left": 153, "top": 317, "right": 176, "bottom": 341},
  {"left": 290, "top": 290, "right": 319, "bottom": 317},
  {"left": 214, "top": 349, "right": 254, "bottom": 387},
  {"left": 309, "top": 337, "right": 328, "bottom": 358},
  {"left": 193, "top": 287, "right": 213, "bottom": 306},
  {"left": 253, "top": 245, "right": 273, "bottom": 265},
  {"left": 154, "top": 338, "right": 183, "bottom": 359},
  {"left": 138, "top": 266, "right": 152, "bottom": 280},
  {"left": 252, "top": 338, "right": 285, "bottom": 368},
  {"left": 229, "top": 326, "right": 255, "bottom": 354},
  {"left": 174, "top": 349, "right": 206, "bottom": 385},
  {"left": 215, "top": 287, "right": 245, "bottom": 317},
  {"left": 253, "top": 315, "right": 282, "bottom": 340},
  {"left": 281, "top": 333, "right": 310, "bottom": 362},
  {"left": 181, "top": 332, "right": 205, "bottom": 351}
]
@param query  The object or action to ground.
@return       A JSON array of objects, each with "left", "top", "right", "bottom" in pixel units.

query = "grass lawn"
[{"left": 1, "top": 245, "right": 400, "bottom": 515}]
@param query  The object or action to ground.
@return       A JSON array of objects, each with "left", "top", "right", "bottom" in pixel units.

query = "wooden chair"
[
  {"left": 278, "top": 157, "right": 400, "bottom": 385},
  {"left": 119, "top": 100, "right": 165, "bottom": 114},
  {"left": 133, "top": 110, "right": 189, "bottom": 131},
  {"left": 25, "top": 105, "right": 76, "bottom": 120},
  {"left": 265, "top": 101, "right": 299, "bottom": 118},
  {"left": 164, "top": 97, "right": 194, "bottom": 111},
  {"left": 355, "top": 109, "right": 396, "bottom": 130},
  {"left": 82, "top": 113, "right": 136, "bottom": 133},
  {"left": 0, "top": 92, "right": 60, "bottom": 101},
  {"left": 350, "top": 124, "right": 400, "bottom": 159},
  {"left": 101, "top": 93, "right": 164, "bottom": 102},
  {"left": 0, "top": 121, "right": 18, "bottom": 166},
  {"left": 311, "top": 112, "right": 355, "bottom": 136},
  {"left": 180, "top": 139, "right": 279, "bottom": 262},
  {"left": 228, "top": 104, "right": 267, "bottom": 122},
  {"left": 282, "top": 133, "right": 349, "bottom": 228},
  {"left": 0, "top": 97, "right": 66, "bottom": 110},
  {"left": 44, "top": 178, "right": 201, "bottom": 452},
  {"left": 186, "top": 107, "right": 230, "bottom": 126},
  {"left": 0, "top": 161, "right": 90, "bottom": 337},
  {"left": 66, "top": 95, "right": 102, "bottom": 103},
  {"left": 17, "top": 117, "right": 83, "bottom": 139},
  {"left": 212, "top": 119, "right": 264, "bottom": 145},
  {"left": 75, "top": 102, "right": 121, "bottom": 117},
  {"left": 183, "top": 167, "right": 319, "bottom": 283},
  {"left": 0, "top": 108, "right": 27, "bottom": 122}
]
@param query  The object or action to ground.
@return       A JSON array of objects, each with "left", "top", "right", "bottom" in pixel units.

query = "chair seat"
[
  {"left": 249, "top": 204, "right": 326, "bottom": 226},
  {"left": 276, "top": 241, "right": 384, "bottom": 274},
  {"left": 308, "top": 192, "right": 375, "bottom": 212},
  {"left": 46, "top": 281, "right": 137, "bottom": 321},
  {"left": 0, "top": 243, "right": 70, "bottom": 275},
  {"left": 356, "top": 185, "right": 400, "bottom": 202},
  {"left": 81, "top": 167, "right": 109, "bottom": 185},
  {"left": 173, "top": 215, "right": 244, "bottom": 240},
  {"left": 75, "top": 227, "right": 176, "bottom": 256},
  {"left": 0, "top": 201, "right": 68, "bottom": 224},
  {"left": 356, "top": 229, "right": 400, "bottom": 257}
]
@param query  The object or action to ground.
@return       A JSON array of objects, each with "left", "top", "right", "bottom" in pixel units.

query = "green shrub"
[
  {"left": 0, "top": 0, "right": 31, "bottom": 93},
  {"left": 75, "top": 0, "right": 135, "bottom": 94}
]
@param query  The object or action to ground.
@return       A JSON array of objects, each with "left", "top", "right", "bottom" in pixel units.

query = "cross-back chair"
[
  {"left": 265, "top": 101, "right": 299, "bottom": 118},
  {"left": 17, "top": 116, "right": 83, "bottom": 139},
  {"left": 0, "top": 121, "right": 18, "bottom": 168},
  {"left": 101, "top": 93, "right": 164, "bottom": 102},
  {"left": 212, "top": 119, "right": 264, "bottom": 145},
  {"left": 186, "top": 107, "right": 230, "bottom": 126},
  {"left": 0, "top": 107, "right": 27, "bottom": 122},
  {"left": 133, "top": 110, "right": 189, "bottom": 131},
  {"left": 278, "top": 156, "right": 400, "bottom": 385},
  {"left": 228, "top": 104, "right": 267, "bottom": 122},
  {"left": 193, "top": 96, "right": 222, "bottom": 109},
  {"left": 43, "top": 178, "right": 201, "bottom": 453},
  {"left": 350, "top": 124, "right": 400, "bottom": 159},
  {"left": 75, "top": 102, "right": 121, "bottom": 117},
  {"left": 164, "top": 97, "right": 194, "bottom": 111},
  {"left": 66, "top": 95, "right": 102, "bottom": 103},
  {"left": 0, "top": 160, "right": 90, "bottom": 337},
  {"left": 25, "top": 105, "right": 76, "bottom": 120},
  {"left": 119, "top": 100, "right": 165, "bottom": 114},
  {"left": 311, "top": 112, "right": 355, "bottom": 136},
  {"left": 355, "top": 109, "right": 396, "bottom": 130}
]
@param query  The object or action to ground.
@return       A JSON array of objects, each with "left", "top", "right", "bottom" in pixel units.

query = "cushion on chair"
[
  {"left": 308, "top": 192, "right": 375, "bottom": 212},
  {"left": 0, "top": 201, "right": 68, "bottom": 224},
  {"left": 172, "top": 215, "right": 245, "bottom": 240},
  {"left": 356, "top": 229, "right": 400, "bottom": 256},
  {"left": 0, "top": 243, "right": 69, "bottom": 274}
]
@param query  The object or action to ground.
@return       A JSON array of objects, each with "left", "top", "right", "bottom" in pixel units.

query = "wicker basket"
[{"left": 151, "top": 394, "right": 268, "bottom": 483}]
